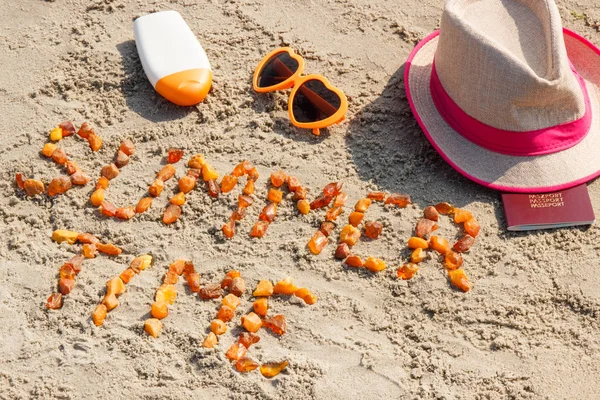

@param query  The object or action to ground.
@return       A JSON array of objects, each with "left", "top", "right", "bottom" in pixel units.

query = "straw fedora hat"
[{"left": 404, "top": 0, "right": 600, "bottom": 193}]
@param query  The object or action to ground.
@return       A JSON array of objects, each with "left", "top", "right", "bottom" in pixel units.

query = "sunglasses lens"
[
  {"left": 256, "top": 52, "right": 299, "bottom": 89},
  {"left": 292, "top": 79, "right": 342, "bottom": 123}
]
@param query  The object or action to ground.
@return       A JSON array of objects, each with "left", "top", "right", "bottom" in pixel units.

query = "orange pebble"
[
  {"left": 65, "top": 161, "right": 79, "bottom": 175},
  {"left": 273, "top": 277, "right": 298, "bottom": 295},
  {"left": 99, "top": 201, "right": 117, "bottom": 217},
  {"left": 51, "top": 148, "right": 68, "bottom": 165},
  {"left": 169, "top": 260, "right": 185, "bottom": 275},
  {"left": 217, "top": 305, "right": 235, "bottom": 322},
  {"left": 263, "top": 314, "right": 286, "bottom": 335},
  {"left": 230, "top": 277, "right": 246, "bottom": 297},
  {"left": 155, "top": 284, "right": 177, "bottom": 305},
  {"left": 363, "top": 221, "right": 383, "bottom": 239},
  {"left": 167, "top": 148, "right": 184, "bottom": 163},
  {"left": 82, "top": 244, "right": 97, "bottom": 258},
  {"left": 423, "top": 206, "right": 439, "bottom": 221},
  {"left": 101, "top": 164, "right": 119, "bottom": 180},
  {"left": 435, "top": 202, "right": 454, "bottom": 215},
  {"left": 97, "top": 243, "right": 122, "bottom": 256},
  {"left": 287, "top": 175, "right": 301, "bottom": 191},
  {"left": 253, "top": 280, "right": 273, "bottom": 297},
  {"left": 325, "top": 206, "right": 343, "bottom": 221},
  {"left": 253, "top": 297, "right": 268, "bottom": 317},
  {"left": 170, "top": 192, "right": 185, "bottom": 206},
  {"left": 226, "top": 343, "right": 248, "bottom": 361},
  {"left": 297, "top": 199, "right": 310, "bottom": 214},
  {"left": 384, "top": 193, "right": 411, "bottom": 207},
  {"left": 201, "top": 163, "right": 219, "bottom": 181},
  {"left": 397, "top": 263, "right": 419, "bottom": 280},
  {"left": 354, "top": 198, "right": 372, "bottom": 212},
  {"left": 335, "top": 243, "right": 351, "bottom": 259},
  {"left": 202, "top": 332, "right": 218, "bottom": 348},
  {"left": 238, "top": 194, "right": 254, "bottom": 208},
  {"left": 46, "top": 293, "right": 63, "bottom": 310},
  {"left": 96, "top": 176, "right": 109, "bottom": 190},
  {"left": 119, "top": 268, "right": 136, "bottom": 284},
  {"left": 222, "top": 293, "right": 241, "bottom": 309},
  {"left": 250, "top": 220, "right": 269, "bottom": 238},
  {"left": 70, "top": 171, "right": 90, "bottom": 186},
  {"left": 307, "top": 231, "right": 329, "bottom": 255},
  {"left": 448, "top": 269, "right": 471, "bottom": 292},
  {"left": 339, "top": 224, "right": 361, "bottom": 246},
  {"left": 241, "top": 312, "right": 262, "bottom": 333},
  {"left": 149, "top": 179, "right": 164, "bottom": 197},
  {"left": 163, "top": 204, "right": 182, "bottom": 224},
  {"left": 151, "top": 301, "right": 169, "bottom": 319},
  {"left": 144, "top": 318, "right": 162, "bottom": 338},
  {"left": 364, "top": 257, "right": 386, "bottom": 272},
  {"left": 42, "top": 143, "right": 57, "bottom": 157},
  {"left": 270, "top": 170, "right": 287, "bottom": 187},
  {"left": 267, "top": 188, "right": 283, "bottom": 203},
  {"left": 243, "top": 179, "right": 255, "bottom": 195},
  {"left": 415, "top": 218, "right": 438, "bottom": 238},
  {"left": 87, "top": 133, "right": 102, "bottom": 152},
  {"left": 188, "top": 154, "right": 205, "bottom": 169},
  {"left": 178, "top": 175, "right": 196, "bottom": 193},
  {"left": 157, "top": 164, "right": 176, "bottom": 181},
  {"left": 23, "top": 179, "right": 45, "bottom": 197},
  {"left": 294, "top": 288, "right": 317, "bottom": 305},
  {"left": 408, "top": 237, "right": 428, "bottom": 249},
  {"left": 348, "top": 211, "right": 364, "bottom": 227},
  {"left": 210, "top": 319, "right": 227, "bottom": 335},
  {"left": 59, "top": 278, "right": 75, "bottom": 295},
  {"left": 90, "top": 188, "right": 105, "bottom": 207},
  {"left": 345, "top": 255, "right": 364, "bottom": 267},
  {"left": 222, "top": 220, "right": 235, "bottom": 239},
  {"left": 102, "top": 293, "right": 119, "bottom": 311},
  {"left": 410, "top": 248, "right": 426, "bottom": 263},
  {"left": 92, "top": 304, "right": 107, "bottom": 326},
  {"left": 259, "top": 202, "right": 277, "bottom": 222},
  {"left": 453, "top": 234, "right": 475, "bottom": 253},
  {"left": 106, "top": 277, "right": 126, "bottom": 295},
  {"left": 334, "top": 192, "right": 348, "bottom": 207},
  {"left": 429, "top": 236, "right": 451, "bottom": 255},
  {"left": 135, "top": 197, "right": 153, "bottom": 214},
  {"left": 115, "top": 151, "right": 129, "bottom": 168},
  {"left": 444, "top": 251, "right": 463, "bottom": 270},
  {"left": 115, "top": 206, "right": 135, "bottom": 220},
  {"left": 48, "top": 176, "right": 72, "bottom": 197},
  {"left": 232, "top": 163, "right": 245, "bottom": 177},
  {"left": 238, "top": 332, "right": 261, "bottom": 348},
  {"left": 367, "top": 191, "right": 386, "bottom": 201},
  {"left": 77, "top": 122, "right": 94, "bottom": 139},
  {"left": 292, "top": 186, "right": 307, "bottom": 201},
  {"left": 119, "top": 139, "right": 135, "bottom": 156},
  {"left": 464, "top": 217, "right": 480, "bottom": 237},
  {"left": 260, "top": 361, "right": 289, "bottom": 378},
  {"left": 453, "top": 208, "right": 473, "bottom": 223},
  {"left": 236, "top": 357, "right": 260, "bottom": 373},
  {"left": 220, "top": 175, "right": 238, "bottom": 193}
]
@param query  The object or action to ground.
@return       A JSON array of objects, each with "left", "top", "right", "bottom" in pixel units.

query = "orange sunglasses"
[{"left": 252, "top": 47, "right": 348, "bottom": 135}]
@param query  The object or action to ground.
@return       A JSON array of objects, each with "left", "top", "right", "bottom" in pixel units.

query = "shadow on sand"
[{"left": 345, "top": 63, "right": 502, "bottom": 218}]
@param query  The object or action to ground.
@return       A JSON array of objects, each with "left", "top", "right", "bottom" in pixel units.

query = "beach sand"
[{"left": 1, "top": 0, "right": 599, "bottom": 398}]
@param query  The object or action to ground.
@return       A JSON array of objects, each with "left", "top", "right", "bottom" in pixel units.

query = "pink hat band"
[{"left": 429, "top": 48, "right": 593, "bottom": 157}]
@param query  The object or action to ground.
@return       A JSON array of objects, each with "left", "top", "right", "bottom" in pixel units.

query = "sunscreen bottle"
[{"left": 134, "top": 10, "right": 212, "bottom": 106}]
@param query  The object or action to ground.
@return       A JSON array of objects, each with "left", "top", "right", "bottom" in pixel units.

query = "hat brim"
[{"left": 405, "top": 28, "right": 600, "bottom": 193}]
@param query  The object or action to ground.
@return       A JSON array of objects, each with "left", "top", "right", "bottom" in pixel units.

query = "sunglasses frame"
[{"left": 253, "top": 47, "right": 348, "bottom": 135}]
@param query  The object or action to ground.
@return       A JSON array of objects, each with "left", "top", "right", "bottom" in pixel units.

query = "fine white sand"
[{"left": 1, "top": 0, "right": 599, "bottom": 398}]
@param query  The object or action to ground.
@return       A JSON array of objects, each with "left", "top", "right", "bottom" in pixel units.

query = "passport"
[{"left": 501, "top": 184, "right": 595, "bottom": 231}]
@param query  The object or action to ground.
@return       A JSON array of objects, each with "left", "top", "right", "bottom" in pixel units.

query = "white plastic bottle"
[{"left": 134, "top": 10, "right": 212, "bottom": 106}]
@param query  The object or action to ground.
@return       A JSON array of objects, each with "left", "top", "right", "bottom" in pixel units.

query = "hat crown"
[{"left": 435, "top": 0, "right": 586, "bottom": 131}]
